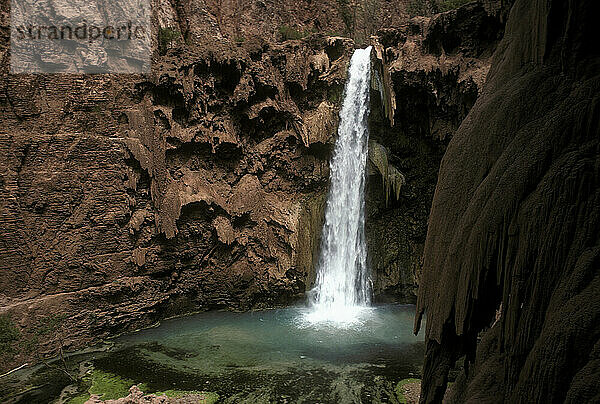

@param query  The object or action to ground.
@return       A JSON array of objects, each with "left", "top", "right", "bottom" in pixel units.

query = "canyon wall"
[
  {"left": 416, "top": 0, "right": 600, "bottom": 402},
  {"left": 0, "top": 0, "right": 506, "bottom": 371},
  {"left": 0, "top": 0, "right": 360, "bottom": 369},
  {"left": 366, "top": 2, "right": 504, "bottom": 300}
]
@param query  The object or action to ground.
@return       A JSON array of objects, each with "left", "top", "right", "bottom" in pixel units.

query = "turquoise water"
[
  {"left": 3, "top": 304, "right": 424, "bottom": 403},
  {"left": 96, "top": 304, "right": 424, "bottom": 402}
]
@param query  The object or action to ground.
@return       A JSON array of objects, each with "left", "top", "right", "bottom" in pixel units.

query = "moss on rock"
[
  {"left": 395, "top": 378, "right": 421, "bottom": 404},
  {"left": 89, "top": 370, "right": 142, "bottom": 400},
  {"left": 0, "top": 314, "right": 21, "bottom": 355}
]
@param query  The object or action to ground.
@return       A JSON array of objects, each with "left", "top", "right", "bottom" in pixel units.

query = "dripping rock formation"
[
  {"left": 416, "top": 0, "right": 600, "bottom": 402},
  {"left": 367, "top": 2, "right": 505, "bottom": 300},
  {"left": 0, "top": 5, "right": 358, "bottom": 369}
]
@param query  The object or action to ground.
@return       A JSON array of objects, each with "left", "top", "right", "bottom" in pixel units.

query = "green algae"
[
  {"left": 0, "top": 314, "right": 20, "bottom": 355},
  {"left": 68, "top": 393, "right": 91, "bottom": 404},
  {"left": 63, "top": 364, "right": 219, "bottom": 403},
  {"left": 90, "top": 370, "right": 140, "bottom": 400},
  {"left": 66, "top": 369, "right": 148, "bottom": 403},
  {"left": 154, "top": 389, "right": 219, "bottom": 403},
  {"left": 65, "top": 368, "right": 219, "bottom": 403}
]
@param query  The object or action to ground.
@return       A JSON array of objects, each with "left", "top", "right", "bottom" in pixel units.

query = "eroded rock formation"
[
  {"left": 416, "top": 0, "right": 600, "bottom": 402},
  {"left": 366, "top": 2, "right": 504, "bottom": 300},
  {"left": 0, "top": 0, "right": 357, "bottom": 369},
  {"left": 0, "top": 0, "right": 515, "bottom": 374}
]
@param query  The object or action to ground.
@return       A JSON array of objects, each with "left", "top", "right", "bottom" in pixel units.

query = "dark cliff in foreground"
[{"left": 416, "top": 0, "right": 600, "bottom": 402}]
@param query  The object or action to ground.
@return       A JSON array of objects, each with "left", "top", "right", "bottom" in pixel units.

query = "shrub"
[
  {"left": 407, "top": 0, "right": 429, "bottom": 16},
  {"left": 437, "top": 0, "right": 472, "bottom": 12},
  {"left": 336, "top": 0, "right": 354, "bottom": 35},
  {"left": 278, "top": 25, "right": 307, "bottom": 41},
  {"left": 158, "top": 27, "right": 181, "bottom": 55}
]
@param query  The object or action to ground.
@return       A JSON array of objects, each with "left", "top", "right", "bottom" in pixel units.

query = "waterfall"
[{"left": 306, "top": 46, "right": 373, "bottom": 325}]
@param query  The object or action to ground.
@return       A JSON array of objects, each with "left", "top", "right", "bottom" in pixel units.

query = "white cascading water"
[{"left": 306, "top": 46, "right": 373, "bottom": 325}]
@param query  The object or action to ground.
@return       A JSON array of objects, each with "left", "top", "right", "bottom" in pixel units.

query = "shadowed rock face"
[
  {"left": 366, "top": 3, "right": 505, "bottom": 301},
  {"left": 416, "top": 0, "right": 600, "bottom": 402}
]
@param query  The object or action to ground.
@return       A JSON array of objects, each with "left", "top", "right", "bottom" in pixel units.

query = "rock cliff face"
[
  {"left": 0, "top": 0, "right": 359, "bottom": 367},
  {"left": 416, "top": 0, "right": 600, "bottom": 402},
  {"left": 0, "top": 0, "right": 508, "bottom": 371},
  {"left": 163, "top": 0, "right": 410, "bottom": 46},
  {"left": 366, "top": 2, "right": 504, "bottom": 300}
]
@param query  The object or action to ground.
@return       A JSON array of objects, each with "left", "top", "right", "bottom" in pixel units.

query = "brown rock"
[
  {"left": 0, "top": 5, "right": 359, "bottom": 371},
  {"left": 212, "top": 216, "right": 235, "bottom": 245},
  {"left": 301, "top": 101, "right": 338, "bottom": 146}
]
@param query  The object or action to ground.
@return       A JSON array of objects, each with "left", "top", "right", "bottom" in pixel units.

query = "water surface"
[
  {"left": 2, "top": 304, "right": 423, "bottom": 403},
  {"left": 95, "top": 304, "right": 424, "bottom": 403}
]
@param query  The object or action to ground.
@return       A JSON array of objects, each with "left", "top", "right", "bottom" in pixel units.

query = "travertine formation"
[
  {"left": 0, "top": 1, "right": 357, "bottom": 368},
  {"left": 366, "top": 2, "right": 504, "bottom": 300},
  {"left": 416, "top": 0, "right": 600, "bottom": 402}
]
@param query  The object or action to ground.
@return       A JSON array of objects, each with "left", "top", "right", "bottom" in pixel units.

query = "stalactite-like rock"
[
  {"left": 416, "top": 0, "right": 600, "bottom": 402},
  {"left": 366, "top": 3, "right": 504, "bottom": 301},
  {"left": 0, "top": 24, "right": 354, "bottom": 371}
]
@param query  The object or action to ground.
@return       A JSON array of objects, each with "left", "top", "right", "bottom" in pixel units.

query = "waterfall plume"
[{"left": 306, "top": 46, "right": 373, "bottom": 325}]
